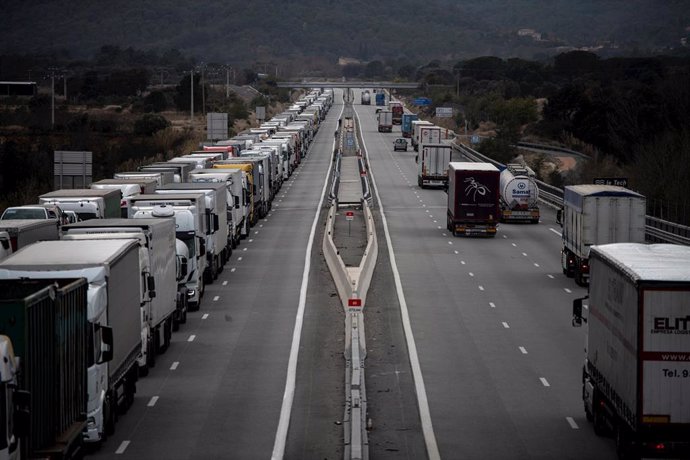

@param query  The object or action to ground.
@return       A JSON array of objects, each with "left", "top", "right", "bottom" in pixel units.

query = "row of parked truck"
[{"left": 0, "top": 87, "right": 334, "bottom": 459}]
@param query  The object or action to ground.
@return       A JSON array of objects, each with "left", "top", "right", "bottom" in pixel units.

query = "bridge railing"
[{"left": 452, "top": 142, "right": 690, "bottom": 246}]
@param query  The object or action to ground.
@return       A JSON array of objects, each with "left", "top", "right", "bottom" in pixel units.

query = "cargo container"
[
  {"left": 39, "top": 189, "right": 121, "bottom": 220},
  {"left": 0, "top": 219, "right": 59, "bottom": 259},
  {"left": 416, "top": 144, "right": 452, "bottom": 188},
  {"left": 377, "top": 110, "right": 393, "bottom": 133},
  {"left": 446, "top": 162, "right": 500, "bottom": 236},
  {"left": 401, "top": 113, "right": 418, "bottom": 138}
]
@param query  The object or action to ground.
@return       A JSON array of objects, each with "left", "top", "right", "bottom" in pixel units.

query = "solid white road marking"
[
  {"left": 502, "top": 322, "right": 510, "bottom": 329},
  {"left": 519, "top": 346, "right": 528, "bottom": 354},
  {"left": 566, "top": 417, "right": 579, "bottom": 429},
  {"left": 115, "top": 441, "right": 130, "bottom": 454},
  {"left": 355, "top": 104, "right": 441, "bottom": 460},
  {"left": 213, "top": 296, "right": 219, "bottom": 301},
  {"left": 147, "top": 396, "right": 159, "bottom": 407},
  {"left": 170, "top": 361, "right": 179, "bottom": 370},
  {"left": 187, "top": 335, "right": 196, "bottom": 342},
  {"left": 202, "top": 313, "right": 209, "bottom": 320},
  {"left": 272, "top": 101, "right": 342, "bottom": 460},
  {"left": 489, "top": 302, "right": 496, "bottom": 308},
  {"left": 550, "top": 228, "right": 562, "bottom": 237},
  {"left": 540, "top": 378, "right": 550, "bottom": 387}
]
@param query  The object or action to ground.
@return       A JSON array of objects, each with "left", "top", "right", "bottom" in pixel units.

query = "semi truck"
[
  {"left": 377, "top": 110, "right": 393, "bottom": 133},
  {"left": 558, "top": 184, "right": 646, "bottom": 286},
  {"left": 0, "top": 219, "right": 59, "bottom": 260},
  {"left": 446, "top": 162, "right": 500, "bottom": 237},
  {"left": 0, "top": 277, "right": 88, "bottom": 460},
  {"left": 129, "top": 194, "right": 207, "bottom": 310},
  {"left": 499, "top": 164, "right": 540, "bottom": 223},
  {"left": 0, "top": 239, "right": 143, "bottom": 444},
  {"left": 189, "top": 169, "right": 246, "bottom": 247},
  {"left": 361, "top": 90, "right": 371, "bottom": 105},
  {"left": 114, "top": 170, "right": 174, "bottom": 187},
  {"left": 214, "top": 160, "right": 264, "bottom": 221},
  {"left": 572, "top": 243, "right": 690, "bottom": 458},
  {"left": 389, "top": 101, "right": 404, "bottom": 125},
  {"left": 410, "top": 120, "right": 433, "bottom": 151},
  {"left": 375, "top": 92, "right": 385, "bottom": 106},
  {"left": 39, "top": 189, "right": 121, "bottom": 220},
  {"left": 60, "top": 218, "right": 180, "bottom": 376},
  {"left": 416, "top": 144, "right": 452, "bottom": 188},
  {"left": 155, "top": 183, "right": 227, "bottom": 282},
  {"left": 401, "top": 113, "right": 418, "bottom": 138}
]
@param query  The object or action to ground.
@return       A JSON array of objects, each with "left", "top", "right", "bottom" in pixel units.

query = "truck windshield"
[
  {"left": 177, "top": 234, "right": 196, "bottom": 257},
  {"left": 76, "top": 212, "right": 99, "bottom": 220},
  {"left": 1, "top": 208, "right": 46, "bottom": 219}
]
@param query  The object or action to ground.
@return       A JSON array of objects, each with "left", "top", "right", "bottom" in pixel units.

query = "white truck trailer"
[
  {"left": 0, "top": 239, "right": 142, "bottom": 444},
  {"left": 572, "top": 243, "right": 690, "bottom": 458},
  {"left": 0, "top": 219, "right": 59, "bottom": 260},
  {"left": 415, "top": 143, "right": 452, "bottom": 188},
  {"left": 39, "top": 189, "right": 121, "bottom": 220},
  {"left": 499, "top": 163, "right": 540, "bottom": 223},
  {"left": 377, "top": 110, "right": 393, "bottom": 133},
  {"left": 558, "top": 184, "right": 646, "bottom": 286},
  {"left": 61, "top": 218, "right": 180, "bottom": 375}
]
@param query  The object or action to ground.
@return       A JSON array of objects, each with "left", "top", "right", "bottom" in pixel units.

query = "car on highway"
[{"left": 393, "top": 138, "right": 408, "bottom": 151}]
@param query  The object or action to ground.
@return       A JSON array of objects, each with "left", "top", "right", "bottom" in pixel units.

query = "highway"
[
  {"left": 87, "top": 89, "right": 620, "bottom": 459},
  {"left": 353, "top": 94, "right": 618, "bottom": 459}
]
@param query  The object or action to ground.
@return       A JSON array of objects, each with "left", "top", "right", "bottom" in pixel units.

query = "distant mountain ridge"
[{"left": 1, "top": 0, "right": 688, "bottom": 63}]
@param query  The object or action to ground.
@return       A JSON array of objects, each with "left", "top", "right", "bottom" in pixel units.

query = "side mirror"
[
  {"left": 572, "top": 296, "right": 588, "bottom": 327},
  {"left": 178, "top": 256, "right": 188, "bottom": 279},
  {"left": 556, "top": 209, "right": 563, "bottom": 226},
  {"left": 199, "top": 238, "right": 206, "bottom": 256},
  {"left": 147, "top": 275, "right": 156, "bottom": 298},
  {"left": 213, "top": 214, "right": 220, "bottom": 232},
  {"left": 99, "top": 326, "right": 114, "bottom": 363},
  {"left": 234, "top": 196, "right": 240, "bottom": 209},
  {"left": 415, "top": 155, "right": 418, "bottom": 163}
]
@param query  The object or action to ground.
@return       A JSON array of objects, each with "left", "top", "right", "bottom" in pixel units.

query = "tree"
[
  {"left": 144, "top": 91, "right": 168, "bottom": 113},
  {"left": 364, "top": 60, "right": 385, "bottom": 79},
  {"left": 133, "top": 114, "right": 170, "bottom": 136},
  {"left": 553, "top": 51, "right": 600, "bottom": 77}
]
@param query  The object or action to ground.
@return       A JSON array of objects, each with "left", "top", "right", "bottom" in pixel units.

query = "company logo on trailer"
[
  {"left": 464, "top": 177, "right": 490, "bottom": 202},
  {"left": 651, "top": 315, "right": 690, "bottom": 334}
]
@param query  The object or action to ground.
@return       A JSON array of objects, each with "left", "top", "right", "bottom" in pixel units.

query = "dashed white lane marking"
[
  {"left": 547, "top": 274, "right": 555, "bottom": 279},
  {"left": 489, "top": 302, "right": 496, "bottom": 308},
  {"left": 243, "top": 247, "right": 248, "bottom": 251},
  {"left": 115, "top": 441, "right": 131, "bottom": 454},
  {"left": 534, "top": 263, "right": 540, "bottom": 267},
  {"left": 454, "top": 250, "right": 458, "bottom": 255},
  {"left": 442, "top": 233, "right": 447, "bottom": 237},
  {"left": 503, "top": 235, "right": 508, "bottom": 239},
  {"left": 522, "top": 252, "right": 528, "bottom": 257},
  {"left": 502, "top": 322, "right": 510, "bottom": 329},
  {"left": 170, "top": 361, "right": 179, "bottom": 370},
  {"left": 461, "top": 261, "right": 466, "bottom": 265},
  {"left": 540, "top": 378, "right": 550, "bottom": 387},
  {"left": 231, "top": 268, "right": 236, "bottom": 273},
  {"left": 260, "top": 224, "right": 264, "bottom": 228},
  {"left": 237, "top": 257, "right": 243, "bottom": 261},
  {"left": 550, "top": 228, "right": 562, "bottom": 236},
  {"left": 433, "top": 220, "right": 437, "bottom": 223},
  {"left": 425, "top": 210, "right": 429, "bottom": 213},
  {"left": 478, "top": 286, "right": 485, "bottom": 291},
  {"left": 469, "top": 272, "right": 474, "bottom": 277},
  {"left": 249, "top": 239, "right": 254, "bottom": 243},
  {"left": 255, "top": 231, "right": 259, "bottom": 234},
  {"left": 147, "top": 396, "right": 159, "bottom": 407},
  {"left": 437, "top": 226, "right": 442, "bottom": 230},
  {"left": 566, "top": 417, "right": 579, "bottom": 429},
  {"left": 202, "top": 313, "right": 209, "bottom": 320},
  {"left": 213, "top": 296, "right": 220, "bottom": 301},
  {"left": 564, "top": 288, "right": 572, "bottom": 294},
  {"left": 519, "top": 346, "right": 528, "bottom": 354},
  {"left": 223, "top": 280, "right": 228, "bottom": 285},
  {"left": 187, "top": 335, "right": 196, "bottom": 342},
  {"left": 512, "top": 243, "right": 517, "bottom": 247},
  {"left": 448, "top": 241, "right": 453, "bottom": 245}
]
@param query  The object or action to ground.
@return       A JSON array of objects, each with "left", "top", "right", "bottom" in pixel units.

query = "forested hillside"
[{"left": 2, "top": 0, "right": 689, "bottom": 63}]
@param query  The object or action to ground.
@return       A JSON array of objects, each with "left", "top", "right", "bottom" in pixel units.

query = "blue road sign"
[{"left": 413, "top": 97, "right": 432, "bottom": 106}]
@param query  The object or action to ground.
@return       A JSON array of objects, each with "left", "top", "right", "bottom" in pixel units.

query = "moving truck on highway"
[
  {"left": 377, "top": 110, "right": 393, "bottom": 133},
  {"left": 0, "top": 239, "right": 142, "bottom": 444},
  {"left": 0, "top": 219, "right": 59, "bottom": 260},
  {"left": 558, "top": 184, "right": 646, "bottom": 286},
  {"left": 499, "top": 164, "right": 540, "bottom": 223},
  {"left": 39, "top": 189, "right": 121, "bottom": 220},
  {"left": 446, "top": 162, "right": 500, "bottom": 236},
  {"left": 416, "top": 144, "right": 452, "bottom": 188},
  {"left": 375, "top": 92, "right": 385, "bottom": 106},
  {"left": 401, "top": 113, "right": 418, "bottom": 138},
  {"left": 389, "top": 101, "right": 404, "bottom": 125},
  {"left": 572, "top": 243, "right": 690, "bottom": 459},
  {"left": 189, "top": 169, "right": 245, "bottom": 247},
  {"left": 361, "top": 90, "right": 371, "bottom": 105},
  {"left": 0, "top": 277, "right": 88, "bottom": 460},
  {"left": 411, "top": 120, "right": 433, "bottom": 151},
  {"left": 130, "top": 194, "right": 207, "bottom": 310},
  {"left": 61, "top": 218, "right": 180, "bottom": 376},
  {"left": 156, "top": 183, "right": 228, "bottom": 282}
]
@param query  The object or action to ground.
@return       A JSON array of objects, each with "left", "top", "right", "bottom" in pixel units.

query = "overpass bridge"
[{"left": 276, "top": 80, "right": 418, "bottom": 89}]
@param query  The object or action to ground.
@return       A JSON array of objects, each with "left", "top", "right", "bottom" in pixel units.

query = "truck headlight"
[{"left": 187, "top": 289, "right": 196, "bottom": 298}]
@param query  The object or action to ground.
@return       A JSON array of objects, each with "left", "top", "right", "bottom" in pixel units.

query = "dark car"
[{"left": 393, "top": 138, "right": 408, "bottom": 151}]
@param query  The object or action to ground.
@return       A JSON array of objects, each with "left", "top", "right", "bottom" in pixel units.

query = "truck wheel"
[
  {"left": 146, "top": 336, "right": 156, "bottom": 369},
  {"left": 615, "top": 425, "right": 639, "bottom": 460},
  {"left": 104, "top": 392, "right": 117, "bottom": 436},
  {"left": 139, "top": 360, "right": 149, "bottom": 377},
  {"left": 593, "top": 399, "right": 608, "bottom": 436}
]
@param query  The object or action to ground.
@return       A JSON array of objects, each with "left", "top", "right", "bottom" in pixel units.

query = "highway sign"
[
  {"left": 413, "top": 97, "right": 432, "bottom": 106},
  {"left": 471, "top": 135, "right": 480, "bottom": 144},
  {"left": 207, "top": 112, "right": 228, "bottom": 141},
  {"left": 593, "top": 177, "right": 628, "bottom": 187},
  {"left": 436, "top": 107, "right": 453, "bottom": 118}
]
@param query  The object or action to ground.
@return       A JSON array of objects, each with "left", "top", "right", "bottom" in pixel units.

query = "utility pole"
[
  {"left": 201, "top": 65, "right": 206, "bottom": 116},
  {"left": 190, "top": 69, "right": 194, "bottom": 123},
  {"left": 226, "top": 66, "right": 230, "bottom": 99},
  {"left": 63, "top": 75, "right": 67, "bottom": 101},
  {"left": 51, "top": 72, "right": 55, "bottom": 127}
]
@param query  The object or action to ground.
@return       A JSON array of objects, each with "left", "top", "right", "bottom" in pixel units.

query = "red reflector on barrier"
[{"left": 348, "top": 298, "right": 362, "bottom": 307}]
